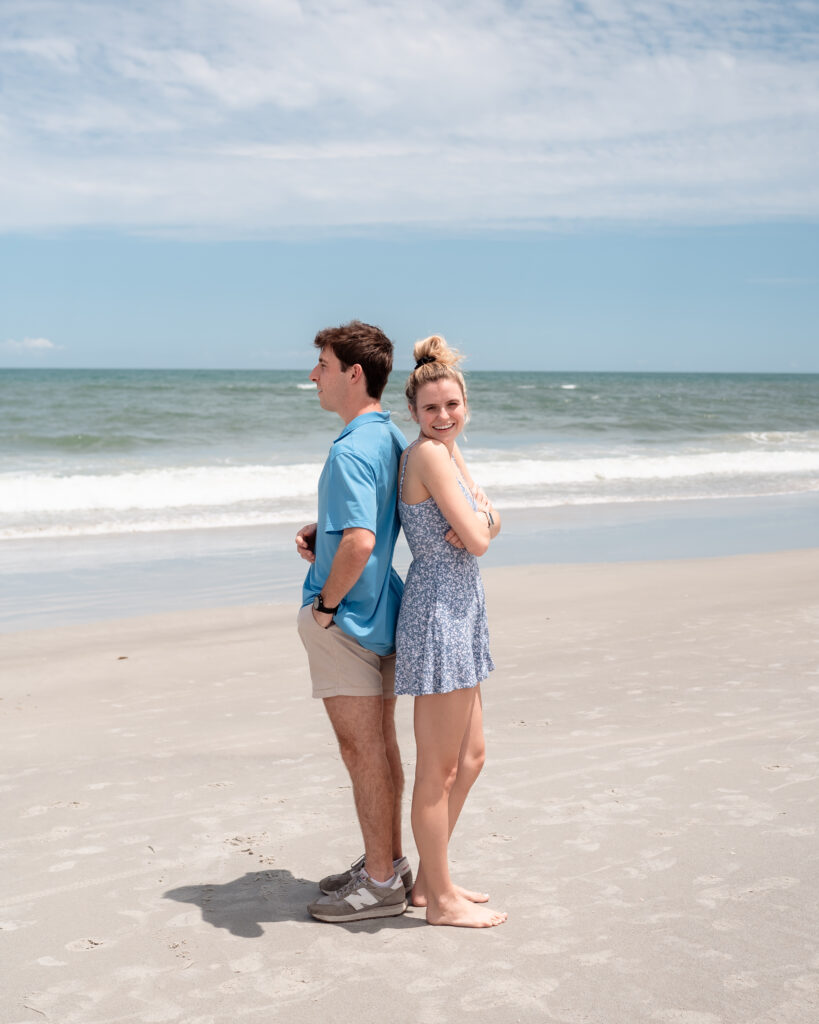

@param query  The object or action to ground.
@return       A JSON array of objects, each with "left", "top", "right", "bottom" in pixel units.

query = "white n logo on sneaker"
[{"left": 346, "top": 888, "right": 379, "bottom": 910}]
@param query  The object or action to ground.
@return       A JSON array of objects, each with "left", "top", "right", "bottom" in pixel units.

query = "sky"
[{"left": 1, "top": 0, "right": 817, "bottom": 371}]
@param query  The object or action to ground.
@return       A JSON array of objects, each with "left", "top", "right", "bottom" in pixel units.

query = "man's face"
[{"left": 309, "top": 345, "right": 349, "bottom": 415}]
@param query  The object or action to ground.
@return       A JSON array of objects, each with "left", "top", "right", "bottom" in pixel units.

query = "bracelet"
[{"left": 483, "top": 509, "right": 494, "bottom": 529}]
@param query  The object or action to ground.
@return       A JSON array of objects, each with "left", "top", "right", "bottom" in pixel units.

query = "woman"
[{"left": 395, "top": 335, "right": 506, "bottom": 928}]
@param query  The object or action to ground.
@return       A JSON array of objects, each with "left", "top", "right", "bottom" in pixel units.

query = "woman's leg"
[
  {"left": 412, "top": 685, "right": 490, "bottom": 905},
  {"left": 412, "top": 687, "right": 506, "bottom": 927}
]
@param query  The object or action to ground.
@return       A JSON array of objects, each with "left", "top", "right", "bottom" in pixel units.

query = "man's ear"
[{"left": 349, "top": 363, "right": 363, "bottom": 384}]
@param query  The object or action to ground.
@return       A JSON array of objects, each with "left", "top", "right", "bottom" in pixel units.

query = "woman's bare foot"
[
  {"left": 425, "top": 893, "right": 507, "bottom": 928},
  {"left": 411, "top": 883, "right": 489, "bottom": 908}
]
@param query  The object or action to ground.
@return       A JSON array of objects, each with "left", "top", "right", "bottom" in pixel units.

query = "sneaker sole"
[{"left": 309, "top": 899, "right": 408, "bottom": 923}]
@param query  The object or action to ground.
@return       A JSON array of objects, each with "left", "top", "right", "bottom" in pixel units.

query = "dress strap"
[{"left": 398, "top": 440, "right": 418, "bottom": 502}]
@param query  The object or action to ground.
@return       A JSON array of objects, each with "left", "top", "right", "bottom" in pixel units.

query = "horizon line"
[{"left": 2, "top": 365, "right": 817, "bottom": 376}]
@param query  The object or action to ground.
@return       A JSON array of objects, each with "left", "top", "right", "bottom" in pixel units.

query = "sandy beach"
[{"left": 2, "top": 550, "right": 818, "bottom": 1024}]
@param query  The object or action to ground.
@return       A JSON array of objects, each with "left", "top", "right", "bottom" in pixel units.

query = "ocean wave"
[
  {"left": 0, "top": 507, "right": 318, "bottom": 541},
  {"left": 2, "top": 446, "right": 818, "bottom": 541},
  {"left": 5, "top": 432, "right": 171, "bottom": 453},
  {"left": 742, "top": 430, "right": 819, "bottom": 447},
  {"left": 2, "top": 449, "right": 818, "bottom": 517},
  {"left": 0, "top": 463, "right": 322, "bottom": 514},
  {"left": 3, "top": 483, "right": 817, "bottom": 541},
  {"left": 471, "top": 449, "right": 819, "bottom": 488}
]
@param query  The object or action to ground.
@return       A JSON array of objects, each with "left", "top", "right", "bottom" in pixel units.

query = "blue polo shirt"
[{"left": 302, "top": 411, "right": 406, "bottom": 656}]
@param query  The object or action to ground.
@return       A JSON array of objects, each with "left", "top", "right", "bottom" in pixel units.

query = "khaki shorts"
[{"left": 297, "top": 603, "right": 396, "bottom": 700}]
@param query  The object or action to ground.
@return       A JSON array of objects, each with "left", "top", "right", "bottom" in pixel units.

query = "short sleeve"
[{"left": 324, "top": 451, "right": 378, "bottom": 534}]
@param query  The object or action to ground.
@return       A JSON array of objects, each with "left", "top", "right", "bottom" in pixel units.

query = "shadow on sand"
[{"left": 164, "top": 869, "right": 425, "bottom": 936}]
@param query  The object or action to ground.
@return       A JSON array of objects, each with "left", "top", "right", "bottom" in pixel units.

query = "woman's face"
[{"left": 410, "top": 378, "right": 467, "bottom": 446}]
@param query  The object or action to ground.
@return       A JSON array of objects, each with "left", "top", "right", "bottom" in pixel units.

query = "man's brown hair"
[{"left": 314, "top": 320, "right": 394, "bottom": 400}]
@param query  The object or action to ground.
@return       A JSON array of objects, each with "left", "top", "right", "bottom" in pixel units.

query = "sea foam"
[{"left": 2, "top": 444, "right": 817, "bottom": 540}]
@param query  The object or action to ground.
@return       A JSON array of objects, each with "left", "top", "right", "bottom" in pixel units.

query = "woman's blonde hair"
[{"left": 405, "top": 335, "right": 467, "bottom": 408}]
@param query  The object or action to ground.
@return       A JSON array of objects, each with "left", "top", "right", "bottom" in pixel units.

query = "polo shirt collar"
[{"left": 334, "top": 410, "right": 390, "bottom": 443}]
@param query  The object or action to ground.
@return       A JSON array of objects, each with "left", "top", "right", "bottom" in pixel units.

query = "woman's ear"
[{"left": 408, "top": 402, "right": 419, "bottom": 423}]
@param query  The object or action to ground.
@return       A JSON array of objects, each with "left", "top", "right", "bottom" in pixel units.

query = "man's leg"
[
  {"left": 324, "top": 695, "right": 395, "bottom": 883},
  {"left": 381, "top": 696, "right": 405, "bottom": 861}
]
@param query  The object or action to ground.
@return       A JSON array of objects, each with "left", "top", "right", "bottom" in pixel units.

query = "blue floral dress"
[{"left": 394, "top": 442, "right": 494, "bottom": 696}]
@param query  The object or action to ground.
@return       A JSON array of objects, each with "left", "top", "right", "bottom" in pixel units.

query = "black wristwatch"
[{"left": 313, "top": 593, "right": 339, "bottom": 616}]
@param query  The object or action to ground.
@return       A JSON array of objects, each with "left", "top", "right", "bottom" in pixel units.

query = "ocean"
[
  {"left": 3, "top": 369, "right": 819, "bottom": 539},
  {"left": 2, "top": 368, "right": 818, "bottom": 629}
]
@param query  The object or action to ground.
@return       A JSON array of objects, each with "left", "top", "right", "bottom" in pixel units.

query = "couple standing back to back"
[{"left": 295, "top": 320, "right": 506, "bottom": 929}]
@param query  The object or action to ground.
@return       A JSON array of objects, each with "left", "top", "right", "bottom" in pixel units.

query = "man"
[{"left": 295, "top": 320, "right": 411, "bottom": 923}]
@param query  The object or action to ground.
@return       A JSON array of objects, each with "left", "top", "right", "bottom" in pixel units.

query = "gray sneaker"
[
  {"left": 319, "top": 854, "right": 413, "bottom": 898},
  {"left": 308, "top": 868, "right": 407, "bottom": 923}
]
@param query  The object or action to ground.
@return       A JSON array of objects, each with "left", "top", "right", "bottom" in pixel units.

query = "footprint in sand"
[{"left": 65, "top": 937, "right": 105, "bottom": 951}]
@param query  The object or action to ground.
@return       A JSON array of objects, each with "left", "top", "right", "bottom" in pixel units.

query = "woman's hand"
[
  {"left": 470, "top": 485, "right": 501, "bottom": 539},
  {"left": 471, "top": 484, "right": 490, "bottom": 510},
  {"left": 445, "top": 507, "right": 492, "bottom": 549}
]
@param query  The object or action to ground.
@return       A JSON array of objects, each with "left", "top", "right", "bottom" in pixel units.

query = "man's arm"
[{"left": 311, "top": 526, "right": 375, "bottom": 627}]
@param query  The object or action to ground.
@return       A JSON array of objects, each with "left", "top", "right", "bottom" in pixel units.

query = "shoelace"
[{"left": 336, "top": 869, "right": 366, "bottom": 898}]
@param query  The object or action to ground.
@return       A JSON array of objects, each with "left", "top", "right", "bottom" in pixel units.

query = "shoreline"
[
  {"left": 2, "top": 490, "right": 818, "bottom": 633},
  {"left": 2, "top": 550, "right": 817, "bottom": 1023}
]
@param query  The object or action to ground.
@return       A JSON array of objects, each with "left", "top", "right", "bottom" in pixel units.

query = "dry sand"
[{"left": 1, "top": 551, "right": 818, "bottom": 1024}]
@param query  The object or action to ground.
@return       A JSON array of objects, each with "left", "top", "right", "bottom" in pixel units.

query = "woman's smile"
[{"left": 411, "top": 378, "right": 466, "bottom": 446}]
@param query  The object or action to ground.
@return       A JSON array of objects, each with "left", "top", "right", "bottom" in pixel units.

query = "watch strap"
[{"left": 314, "top": 593, "right": 340, "bottom": 615}]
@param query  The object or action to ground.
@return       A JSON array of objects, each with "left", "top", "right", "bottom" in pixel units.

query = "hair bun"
[
  {"left": 411, "top": 334, "right": 462, "bottom": 369},
  {"left": 405, "top": 334, "right": 468, "bottom": 410}
]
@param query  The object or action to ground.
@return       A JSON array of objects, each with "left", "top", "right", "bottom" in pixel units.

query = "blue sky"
[{"left": 1, "top": 0, "right": 817, "bottom": 371}]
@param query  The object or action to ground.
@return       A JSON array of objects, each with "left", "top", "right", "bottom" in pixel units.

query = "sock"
[{"left": 363, "top": 869, "right": 397, "bottom": 888}]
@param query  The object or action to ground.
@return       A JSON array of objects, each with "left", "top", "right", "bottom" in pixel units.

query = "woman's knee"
[
  {"left": 460, "top": 742, "right": 486, "bottom": 782},
  {"left": 416, "top": 757, "right": 460, "bottom": 795}
]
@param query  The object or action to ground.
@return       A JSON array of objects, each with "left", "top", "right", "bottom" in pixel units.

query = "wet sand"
[{"left": 2, "top": 550, "right": 818, "bottom": 1023}]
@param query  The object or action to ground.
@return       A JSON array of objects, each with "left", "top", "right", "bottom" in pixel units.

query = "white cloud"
[
  {"left": 0, "top": 0, "right": 817, "bottom": 234},
  {"left": 0, "top": 35, "right": 78, "bottom": 68},
  {"left": 3, "top": 337, "right": 59, "bottom": 351}
]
